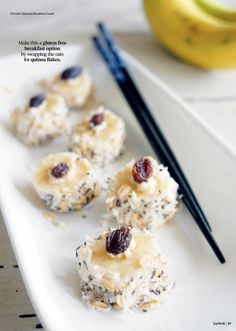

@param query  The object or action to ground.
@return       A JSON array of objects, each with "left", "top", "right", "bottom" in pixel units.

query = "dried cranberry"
[
  {"left": 106, "top": 227, "right": 132, "bottom": 255},
  {"left": 132, "top": 158, "right": 153, "bottom": 184},
  {"left": 51, "top": 163, "right": 69, "bottom": 178},
  {"left": 89, "top": 113, "right": 104, "bottom": 128},
  {"left": 29, "top": 94, "right": 45, "bottom": 108},
  {"left": 61, "top": 66, "right": 82, "bottom": 80}
]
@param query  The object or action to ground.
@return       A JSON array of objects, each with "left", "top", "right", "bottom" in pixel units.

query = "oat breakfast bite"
[
  {"left": 106, "top": 156, "right": 179, "bottom": 229},
  {"left": 50, "top": 66, "right": 93, "bottom": 109},
  {"left": 11, "top": 93, "right": 69, "bottom": 145},
  {"left": 32, "top": 152, "right": 100, "bottom": 212},
  {"left": 69, "top": 106, "right": 126, "bottom": 166},
  {"left": 77, "top": 227, "right": 174, "bottom": 311}
]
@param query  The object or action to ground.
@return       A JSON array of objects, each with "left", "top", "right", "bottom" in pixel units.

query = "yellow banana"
[
  {"left": 143, "top": 0, "right": 236, "bottom": 68},
  {"left": 196, "top": 0, "right": 236, "bottom": 22}
]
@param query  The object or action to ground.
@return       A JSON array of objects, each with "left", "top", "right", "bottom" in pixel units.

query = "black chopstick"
[
  {"left": 93, "top": 30, "right": 212, "bottom": 234},
  {"left": 93, "top": 23, "right": 225, "bottom": 264},
  {"left": 97, "top": 22, "right": 212, "bottom": 233}
]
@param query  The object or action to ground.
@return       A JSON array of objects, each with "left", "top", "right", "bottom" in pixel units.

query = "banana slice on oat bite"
[
  {"left": 32, "top": 152, "right": 100, "bottom": 212},
  {"left": 50, "top": 66, "right": 93, "bottom": 109},
  {"left": 69, "top": 106, "right": 126, "bottom": 166},
  {"left": 106, "top": 156, "right": 179, "bottom": 229},
  {"left": 77, "top": 227, "right": 174, "bottom": 311},
  {"left": 11, "top": 93, "right": 70, "bottom": 145}
]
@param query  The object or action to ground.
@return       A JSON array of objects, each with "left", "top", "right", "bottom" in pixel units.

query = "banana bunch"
[{"left": 143, "top": 0, "right": 236, "bottom": 68}]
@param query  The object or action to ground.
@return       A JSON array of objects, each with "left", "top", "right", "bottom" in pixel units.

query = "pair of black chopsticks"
[{"left": 93, "top": 22, "right": 225, "bottom": 264}]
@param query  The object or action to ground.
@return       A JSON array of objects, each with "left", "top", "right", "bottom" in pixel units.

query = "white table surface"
[{"left": 1, "top": 1, "right": 236, "bottom": 330}]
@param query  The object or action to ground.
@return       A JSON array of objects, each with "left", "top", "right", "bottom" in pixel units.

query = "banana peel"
[
  {"left": 143, "top": 0, "right": 236, "bottom": 68},
  {"left": 196, "top": 0, "right": 236, "bottom": 22}
]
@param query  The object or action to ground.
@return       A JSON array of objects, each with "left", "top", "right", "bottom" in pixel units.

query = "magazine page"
[{"left": 0, "top": 1, "right": 235, "bottom": 330}]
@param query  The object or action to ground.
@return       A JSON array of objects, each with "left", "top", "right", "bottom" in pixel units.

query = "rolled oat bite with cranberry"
[
  {"left": 69, "top": 106, "right": 126, "bottom": 166},
  {"left": 106, "top": 156, "right": 179, "bottom": 229},
  {"left": 77, "top": 227, "right": 174, "bottom": 311},
  {"left": 50, "top": 66, "right": 93, "bottom": 109},
  {"left": 11, "top": 93, "right": 70, "bottom": 145},
  {"left": 32, "top": 152, "right": 100, "bottom": 212}
]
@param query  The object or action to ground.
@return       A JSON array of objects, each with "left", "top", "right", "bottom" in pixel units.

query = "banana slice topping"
[
  {"left": 32, "top": 152, "right": 100, "bottom": 212},
  {"left": 106, "top": 156, "right": 179, "bottom": 229},
  {"left": 69, "top": 106, "right": 126, "bottom": 166}
]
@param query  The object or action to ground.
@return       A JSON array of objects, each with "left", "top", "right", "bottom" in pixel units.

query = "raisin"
[
  {"left": 61, "top": 66, "right": 82, "bottom": 80},
  {"left": 132, "top": 158, "right": 153, "bottom": 184},
  {"left": 89, "top": 113, "right": 104, "bottom": 128},
  {"left": 51, "top": 162, "right": 69, "bottom": 178},
  {"left": 29, "top": 94, "right": 45, "bottom": 108},
  {"left": 106, "top": 227, "right": 132, "bottom": 255}
]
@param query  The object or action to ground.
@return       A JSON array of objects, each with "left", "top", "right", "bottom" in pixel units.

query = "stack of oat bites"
[{"left": 12, "top": 65, "right": 179, "bottom": 312}]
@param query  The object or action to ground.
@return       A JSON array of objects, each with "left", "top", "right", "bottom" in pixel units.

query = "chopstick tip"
[
  {"left": 219, "top": 255, "right": 226, "bottom": 264},
  {"left": 97, "top": 21, "right": 104, "bottom": 29}
]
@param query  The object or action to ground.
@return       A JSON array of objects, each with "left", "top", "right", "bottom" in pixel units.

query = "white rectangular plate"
[{"left": 0, "top": 42, "right": 235, "bottom": 331}]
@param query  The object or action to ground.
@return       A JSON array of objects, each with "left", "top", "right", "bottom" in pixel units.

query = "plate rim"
[{"left": 0, "top": 41, "right": 235, "bottom": 331}]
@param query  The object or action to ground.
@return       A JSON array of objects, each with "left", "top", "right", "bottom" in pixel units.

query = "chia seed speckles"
[
  {"left": 43, "top": 194, "right": 53, "bottom": 206},
  {"left": 115, "top": 199, "right": 121, "bottom": 207},
  {"left": 12, "top": 93, "right": 69, "bottom": 146},
  {"left": 106, "top": 157, "right": 179, "bottom": 230},
  {"left": 77, "top": 228, "right": 174, "bottom": 311},
  {"left": 69, "top": 107, "right": 126, "bottom": 166},
  {"left": 32, "top": 152, "right": 100, "bottom": 213}
]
